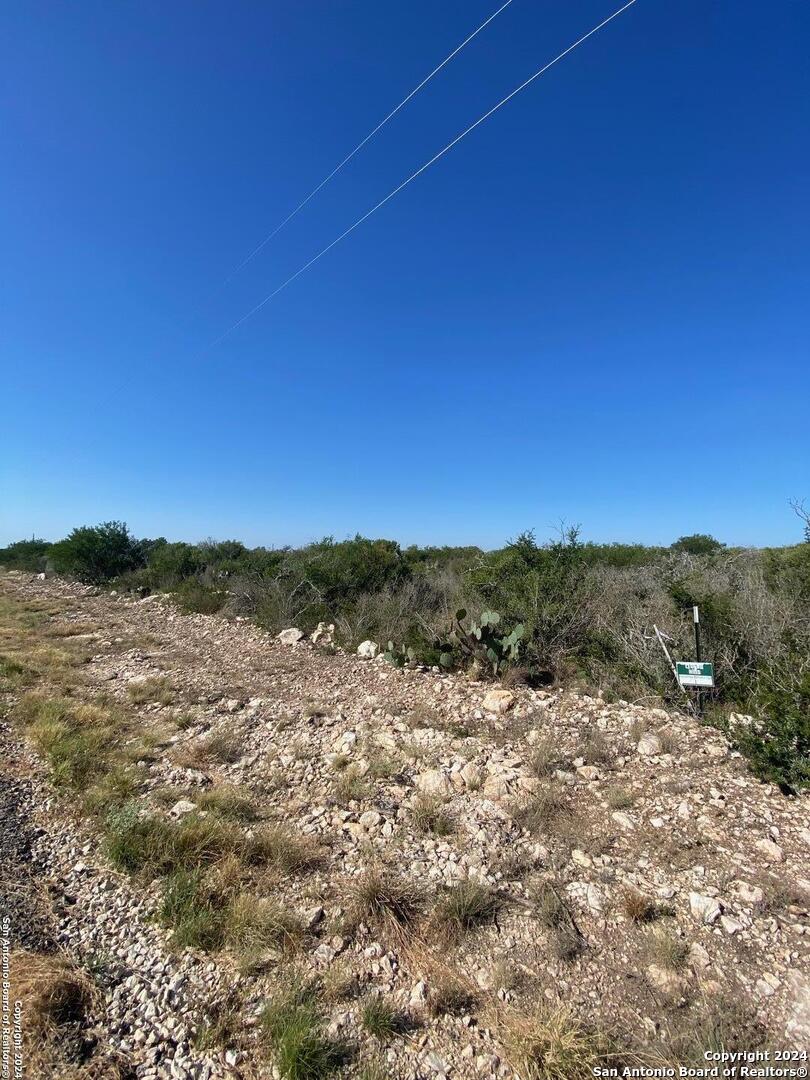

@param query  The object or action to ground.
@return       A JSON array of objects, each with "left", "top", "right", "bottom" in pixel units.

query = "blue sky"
[{"left": 2, "top": 0, "right": 808, "bottom": 549}]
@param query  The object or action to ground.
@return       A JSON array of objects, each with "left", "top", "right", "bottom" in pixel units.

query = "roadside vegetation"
[{"left": 2, "top": 512, "right": 808, "bottom": 792}]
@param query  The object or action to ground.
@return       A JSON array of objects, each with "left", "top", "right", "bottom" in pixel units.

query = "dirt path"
[{"left": 1, "top": 571, "right": 809, "bottom": 1079}]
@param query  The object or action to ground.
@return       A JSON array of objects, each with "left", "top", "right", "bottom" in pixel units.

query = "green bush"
[
  {"left": 734, "top": 667, "right": 810, "bottom": 792},
  {"left": 173, "top": 579, "right": 225, "bottom": 614},
  {"left": 0, "top": 538, "right": 52, "bottom": 572},
  {"left": 49, "top": 521, "right": 146, "bottom": 584},
  {"left": 670, "top": 534, "right": 725, "bottom": 556},
  {"left": 467, "top": 529, "right": 593, "bottom": 679}
]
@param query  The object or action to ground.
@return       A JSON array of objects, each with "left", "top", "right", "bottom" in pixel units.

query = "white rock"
[
  {"left": 755, "top": 838, "right": 784, "bottom": 862},
  {"left": 357, "top": 640, "right": 379, "bottom": 659},
  {"left": 415, "top": 770, "right": 451, "bottom": 796},
  {"left": 310, "top": 622, "right": 335, "bottom": 645},
  {"left": 481, "top": 689, "right": 515, "bottom": 714},
  {"left": 277, "top": 628, "right": 305, "bottom": 645},
  {"left": 731, "top": 880, "right": 763, "bottom": 906},
  {"left": 647, "top": 964, "right": 686, "bottom": 995},
  {"left": 637, "top": 733, "right": 662, "bottom": 756},
  {"left": 460, "top": 763, "right": 483, "bottom": 789},
  {"left": 576, "top": 765, "right": 600, "bottom": 781},
  {"left": 586, "top": 884, "right": 604, "bottom": 913},
  {"left": 785, "top": 971, "right": 810, "bottom": 1042},
  {"left": 720, "top": 915, "right": 743, "bottom": 935},
  {"left": 409, "top": 980, "right": 427, "bottom": 1006},
  {"left": 689, "top": 892, "right": 722, "bottom": 925},
  {"left": 689, "top": 942, "right": 712, "bottom": 969},
  {"left": 169, "top": 799, "right": 197, "bottom": 819},
  {"left": 611, "top": 811, "right": 635, "bottom": 831}
]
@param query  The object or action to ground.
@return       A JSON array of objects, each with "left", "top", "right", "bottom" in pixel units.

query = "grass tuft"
[
  {"left": 410, "top": 795, "right": 455, "bottom": 836},
  {"left": 347, "top": 868, "right": 423, "bottom": 931},
  {"left": 433, "top": 879, "right": 499, "bottom": 939},
  {"left": 261, "top": 985, "right": 346, "bottom": 1079},
  {"left": 359, "top": 996, "right": 404, "bottom": 1040},
  {"left": 127, "top": 676, "right": 174, "bottom": 706},
  {"left": 501, "top": 1005, "right": 604, "bottom": 1080}
]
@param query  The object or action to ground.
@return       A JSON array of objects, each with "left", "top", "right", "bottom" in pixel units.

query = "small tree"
[
  {"left": 670, "top": 534, "right": 725, "bottom": 556},
  {"left": 49, "top": 521, "right": 145, "bottom": 584}
]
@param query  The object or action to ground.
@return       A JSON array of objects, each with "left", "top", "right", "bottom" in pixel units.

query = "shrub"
[
  {"left": 48, "top": 521, "right": 145, "bottom": 584},
  {"left": 174, "top": 579, "right": 225, "bottom": 614},
  {"left": 733, "top": 667, "right": 810, "bottom": 792},
  {"left": 0, "top": 538, "right": 52, "bottom": 572}
]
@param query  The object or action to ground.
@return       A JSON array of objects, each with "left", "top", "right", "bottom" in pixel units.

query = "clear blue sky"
[{"left": 2, "top": 0, "right": 808, "bottom": 549}]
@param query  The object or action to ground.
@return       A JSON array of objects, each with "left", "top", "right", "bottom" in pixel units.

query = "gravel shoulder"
[{"left": 1, "top": 571, "right": 809, "bottom": 1079}]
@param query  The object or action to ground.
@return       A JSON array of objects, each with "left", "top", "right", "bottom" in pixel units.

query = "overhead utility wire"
[
  {"left": 209, "top": 0, "right": 639, "bottom": 348},
  {"left": 222, "top": 0, "right": 516, "bottom": 282}
]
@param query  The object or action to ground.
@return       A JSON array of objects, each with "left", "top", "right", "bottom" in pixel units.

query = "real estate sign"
[{"left": 675, "top": 661, "right": 714, "bottom": 688}]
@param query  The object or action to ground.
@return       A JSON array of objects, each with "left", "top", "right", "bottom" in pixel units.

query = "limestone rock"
[
  {"left": 415, "top": 769, "right": 451, "bottom": 796},
  {"left": 481, "top": 689, "right": 515, "bottom": 714},
  {"left": 169, "top": 799, "right": 196, "bottom": 819},
  {"left": 357, "top": 640, "right": 379, "bottom": 659},
  {"left": 637, "top": 733, "right": 662, "bottom": 756},
  {"left": 277, "top": 628, "right": 305, "bottom": 645},
  {"left": 310, "top": 622, "right": 335, "bottom": 646},
  {"left": 689, "top": 892, "right": 722, "bottom": 924},
  {"left": 755, "top": 837, "right": 784, "bottom": 862}
]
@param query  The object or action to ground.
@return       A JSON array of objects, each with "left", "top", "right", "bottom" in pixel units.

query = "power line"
[
  {"left": 222, "top": 0, "right": 516, "bottom": 284},
  {"left": 209, "top": 0, "right": 640, "bottom": 349}
]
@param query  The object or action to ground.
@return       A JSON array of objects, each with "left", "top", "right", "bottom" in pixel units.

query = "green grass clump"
[
  {"left": 196, "top": 785, "right": 256, "bottom": 821},
  {"left": 346, "top": 869, "right": 423, "bottom": 931},
  {"left": 160, "top": 869, "right": 226, "bottom": 950},
  {"left": 17, "top": 694, "right": 115, "bottom": 791},
  {"left": 0, "top": 654, "right": 33, "bottom": 690},
  {"left": 245, "top": 825, "right": 322, "bottom": 874},
  {"left": 433, "top": 879, "right": 499, "bottom": 938},
  {"left": 127, "top": 676, "right": 174, "bottom": 706},
  {"left": 359, "top": 997, "right": 403, "bottom": 1040},
  {"left": 261, "top": 986, "right": 345, "bottom": 1079},
  {"left": 104, "top": 803, "right": 241, "bottom": 876}
]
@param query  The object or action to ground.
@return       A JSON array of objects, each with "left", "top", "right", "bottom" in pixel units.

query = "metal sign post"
[{"left": 693, "top": 606, "right": 702, "bottom": 716}]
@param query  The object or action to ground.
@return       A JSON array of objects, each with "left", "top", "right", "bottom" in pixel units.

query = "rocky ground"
[{"left": 1, "top": 570, "right": 808, "bottom": 1080}]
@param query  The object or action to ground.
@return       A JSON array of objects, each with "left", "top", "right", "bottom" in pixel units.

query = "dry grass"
[
  {"left": 583, "top": 728, "right": 612, "bottom": 764},
  {"left": 498, "top": 1004, "right": 605, "bottom": 1080},
  {"left": 621, "top": 888, "right": 659, "bottom": 924},
  {"left": 173, "top": 729, "right": 243, "bottom": 768},
  {"left": 346, "top": 868, "right": 423, "bottom": 932},
  {"left": 606, "top": 786, "right": 635, "bottom": 809},
  {"left": 432, "top": 879, "right": 499, "bottom": 940},
  {"left": 526, "top": 737, "right": 559, "bottom": 778},
  {"left": 514, "top": 786, "right": 570, "bottom": 833},
  {"left": 245, "top": 825, "right": 323, "bottom": 874},
  {"left": 10, "top": 950, "right": 93, "bottom": 1035},
  {"left": 753, "top": 874, "right": 806, "bottom": 915},
  {"left": 196, "top": 784, "right": 257, "bottom": 821},
  {"left": 642, "top": 926, "right": 689, "bottom": 971},
  {"left": 410, "top": 795, "right": 455, "bottom": 836},
  {"left": 127, "top": 675, "right": 174, "bottom": 706},
  {"left": 331, "top": 765, "right": 370, "bottom": 804}
]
